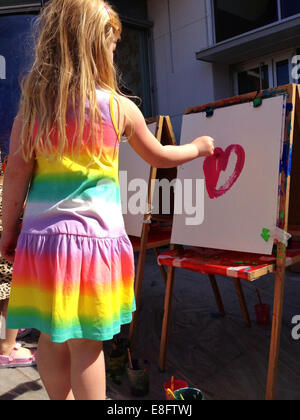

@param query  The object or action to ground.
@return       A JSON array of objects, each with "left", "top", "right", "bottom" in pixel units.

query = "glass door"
[
  {"left": 234, "top": 59, "right": 273, "bottom": 95},
  {"left": 237, "top": 63, "right": 270, "bottom": 95},
  {"left": 0, "top": 13, "right": 36, "bottom": 158},
  {"left": 272, "top": 51, "right": 294, "bottom": 86},
  {"left": 234, "top": 49, "right": 298, "bottom": 95},
  {"left": 114, "top": 24, "right": 152, "bottom": 118}
]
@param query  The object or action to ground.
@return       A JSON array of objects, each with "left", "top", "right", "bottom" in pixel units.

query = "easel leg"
[
  {"left": 208, "top": 274, "right": 226, "bottom": 317},
  {"left": 129, "top": 223, "right": 150, "bottom": 351},
  {"left": 154, "top": 248, "right": 167, "bottom": 284},
  {"left": 159, "top": 265, "right": 176, "bottom": 372},
  {"left": 265, "top": 268, "right": 286, "bottom": 400},
  {"left": 233, "top": 279, "right": 252, "bottom": 328}
]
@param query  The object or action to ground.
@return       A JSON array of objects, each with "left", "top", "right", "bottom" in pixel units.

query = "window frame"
[
  {"left": 211, "top": 0, "right": 300, "bottom": 46},
  {"left": 0, "top": 2, "right": 43, "bottom": 14},
  {"left": 233, "top": 58, "right": 273, "bottom": 96},
  {"left": 233, "top": 48, "right": 297, "bottom": 95},
  {"left": 272, "top": 50, "right": 295, "bottom": 86}
]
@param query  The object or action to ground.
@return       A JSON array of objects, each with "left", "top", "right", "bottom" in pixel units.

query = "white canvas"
[
  {"left": 171, "top": 95, "right": 286, "bottom": 255},
  {"left": 119, "top": 122, "right": 157, "bottom": 237}
]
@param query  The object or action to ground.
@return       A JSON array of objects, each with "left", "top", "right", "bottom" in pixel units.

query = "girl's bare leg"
[
  {"left": 0, "top": 299, "right": 35, "bottom": 359},
  {"left": 36, "top": 332, "right": 74, "bottom": 400},
  {"left": 67, "top": 338, "right": 106, "bottom": 400}
]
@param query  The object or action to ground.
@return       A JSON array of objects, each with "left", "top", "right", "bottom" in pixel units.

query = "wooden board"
[
  {"left": 119, "top": 116, "right": 177, "bottom": 237},
  {"left": 171, "top": 94, "right": 286, "bottom": 254},
  {"left": 119, "top": 118, "right": 160, "bottom": 237}
]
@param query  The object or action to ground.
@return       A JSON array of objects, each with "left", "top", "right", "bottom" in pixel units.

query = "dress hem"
[{"left": 6, "top": 312, "right": 135, "bottom": 343}]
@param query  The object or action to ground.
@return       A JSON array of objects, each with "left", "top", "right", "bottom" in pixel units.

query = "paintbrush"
[
  {"left": 127, "top": 347, "right": 133, "bottom": 370},
  {"left": 171, "top": 375, "right": 175, "bottom": 391},
  {"left": 167, "top": 388, "right": 176, "bottom": 400}
]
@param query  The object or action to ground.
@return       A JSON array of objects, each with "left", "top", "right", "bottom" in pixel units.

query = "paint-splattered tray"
[{"left": 157, "top": 245, "right": 300, "bottom": 282}]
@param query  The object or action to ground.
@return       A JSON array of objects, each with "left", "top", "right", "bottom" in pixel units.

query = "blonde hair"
[{"left": 19, "top": 0, "right": 122, "bottom": 161}]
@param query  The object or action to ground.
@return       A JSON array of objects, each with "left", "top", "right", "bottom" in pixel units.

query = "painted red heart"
[{"left": 203, "top": 145, "right": 245, "bottom": 199}]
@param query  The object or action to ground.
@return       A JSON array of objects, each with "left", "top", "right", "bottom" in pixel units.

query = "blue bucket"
[{"left": 173, "top": 387, "right": 204, "bottom": 400}]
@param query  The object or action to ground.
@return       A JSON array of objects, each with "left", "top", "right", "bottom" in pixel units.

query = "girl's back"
[{"left": 23, "top": 89, "right": 126, "bottom": 238}]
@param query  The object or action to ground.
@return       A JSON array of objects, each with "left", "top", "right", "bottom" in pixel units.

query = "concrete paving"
[
  {"left": 0, "top": 252, "right": 300, "bottom": 400},
  {"left": 0, "top": 330, "right": 48, "bottom": 400}
]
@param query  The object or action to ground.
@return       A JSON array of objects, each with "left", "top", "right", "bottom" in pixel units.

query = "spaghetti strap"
[{"left": 109, "top": 92, "right": 121, "bottom": 141}]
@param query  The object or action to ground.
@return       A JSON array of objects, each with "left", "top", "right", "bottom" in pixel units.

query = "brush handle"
[
  {"left": 167, "top": 388, "right": 176, "bottom": 400},
  {"left": 127, "top": 348, "right": 133, "bottom": 370},
  {"left": 256, "top": 288, "right": 263, "bottom": 305}
]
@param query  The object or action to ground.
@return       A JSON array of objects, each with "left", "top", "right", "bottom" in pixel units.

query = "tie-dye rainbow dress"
[{"left": 6, "top": 89, "right": 136, "bottom": 343}]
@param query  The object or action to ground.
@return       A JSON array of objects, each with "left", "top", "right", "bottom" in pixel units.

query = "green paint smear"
[
  {"left": 261, "top": 228, "right": 271, "bottom": 242},
  {"left": 253, "top": 97, "right": 263, "bottom": 108}
]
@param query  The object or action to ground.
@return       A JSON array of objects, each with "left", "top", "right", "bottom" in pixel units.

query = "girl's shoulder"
[
  {"left": 94, "top": 88, "right": 115, "bottom": 122},
  {"left": 95, "top": 87, "right": 112, "bottom": 104}
]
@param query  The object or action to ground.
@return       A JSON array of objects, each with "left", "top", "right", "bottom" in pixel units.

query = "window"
[
  {"left": 0, "top": 1, "right": 154, "bottom": 120},
  {"left": 281, "top": 0, "right": 300, "bottom": 19},
  {"left": 237, "top": 65, "right": 269, "bottom": 95},
  {"left": 0, "top": 1, "right": 41, "bottom": 7},
  {"left": 276, "top": 59, "right": 290, "bottom": 85},
  {"left": 214, "top": 0, "right": 278, "bottom": 43},
  {"left": 0, "top": 14, "right": 36, "bottom": 146},
  {"left": 234, "top": 50, "right": 296, "bottom": 95},
  {"left": 114, "top": 25, "right": 152, "bottom": 118},
  {"left": 214, "top": 0, "right": 300, "bottom": 44}
]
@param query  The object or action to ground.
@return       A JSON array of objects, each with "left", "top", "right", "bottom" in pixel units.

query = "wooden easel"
[
  {"left": 128, "top": 115, "right": 177, "bottom": 350},
  {"left": 157, "top": 84, "right": 300, "bottom": 400},
  {"left": 129, "top": 114, "right": 252, "bottom": 350}
]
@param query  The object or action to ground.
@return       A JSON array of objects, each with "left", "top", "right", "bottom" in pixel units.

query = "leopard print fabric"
[
  {"left": 0, "top": 258, "right": 12, "bottom": 300},
  {"left": 0, "top": 182, "right": 13, "bottom": 301}
]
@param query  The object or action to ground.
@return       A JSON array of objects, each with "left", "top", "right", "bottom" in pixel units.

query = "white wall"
[{"left": 147, "top": 0, "right": 216, "bottom": 139}]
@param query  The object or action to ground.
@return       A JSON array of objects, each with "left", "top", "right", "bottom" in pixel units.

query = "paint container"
[
  {"left": 255, "top": 289, "right": 271, "bottom": 325},
  {"left": 126, "top": 359, "right": 150, "bottom": 397},
  {"left": 173, "top": 387, "right": 204, "bottom": 401},
  {"left": 255, "top": 303, "right": 271, "bottom": 325},
  {"left": 107, "top": 349, "right": 127, "bottom": 376},
  {"left": 107, "top": 339, "right": 130, "bottom": 384},
  {"left": 163, "top": 379, "right": 188, "bottom": 400}
]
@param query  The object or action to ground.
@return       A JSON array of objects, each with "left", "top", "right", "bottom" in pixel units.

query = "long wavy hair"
[{"left": 19, "top": 0, "right": 122, "bottom": 161}]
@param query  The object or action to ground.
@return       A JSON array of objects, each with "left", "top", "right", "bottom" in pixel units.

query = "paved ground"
[
  {"left": 0, "top": 251, "right": 300, "bottom": 400},
  {"left": 0, "top": 329, "right": 47, "bottom": 400}
]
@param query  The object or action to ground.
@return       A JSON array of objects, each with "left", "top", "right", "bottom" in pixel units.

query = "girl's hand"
[
  {"left": 192, "top": 136, "right": 215, "bottom": 157},
  {"left": 0, "top": 230, "right": 20, "bottom": 263}
]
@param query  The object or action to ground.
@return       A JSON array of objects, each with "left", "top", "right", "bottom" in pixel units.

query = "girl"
[{"left": 0, "top": 0, "right": 214, "bottom": 400}]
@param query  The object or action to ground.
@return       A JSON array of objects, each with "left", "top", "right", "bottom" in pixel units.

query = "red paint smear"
[{"left": 203, "top": 144, "right": 245, "bottom": 199}]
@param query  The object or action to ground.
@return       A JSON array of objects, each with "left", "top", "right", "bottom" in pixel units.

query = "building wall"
[{"left": 147, "top": 0, "right": 232, "bottom": 139}]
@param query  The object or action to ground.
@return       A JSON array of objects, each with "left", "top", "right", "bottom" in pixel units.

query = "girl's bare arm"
[
  {"left": 119, "top": 96, "right": 214, "bottom": 168},
  {"left": 1, "top": 114, "right": 35, "bottom": 234}
]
